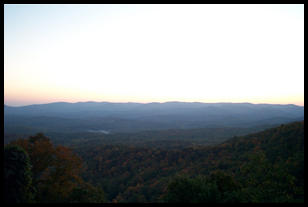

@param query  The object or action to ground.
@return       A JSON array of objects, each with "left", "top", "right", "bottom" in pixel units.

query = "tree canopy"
[
  {"left": 7, "top": 133, "right": 106, "bottom": 203},
  {"left": 4, "top": 145, "right": 35, "bottom": 203}
]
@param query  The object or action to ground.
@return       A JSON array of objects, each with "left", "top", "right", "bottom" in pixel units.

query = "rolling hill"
[{"left": 4, "top": 102, "right": 304, "bottom": 137}]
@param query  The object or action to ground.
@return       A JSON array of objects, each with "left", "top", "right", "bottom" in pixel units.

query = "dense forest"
[{"left": 4, "top": 121, "right": 304, "bottom": 203}]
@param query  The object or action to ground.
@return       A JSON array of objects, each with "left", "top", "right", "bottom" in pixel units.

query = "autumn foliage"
[
  {"left": 4, "top": 121, "right": 304, "bottom": 203},
  {"left": 8, "top": 133, "right": 105, "bottom": 203}
]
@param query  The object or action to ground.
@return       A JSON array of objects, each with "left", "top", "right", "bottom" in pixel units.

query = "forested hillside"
[
  {"left": 4, "top": 121, "right": 304, "bottom": 203},
  {"left": 75, "top": 120, "right": 304, "bottom": 202}
]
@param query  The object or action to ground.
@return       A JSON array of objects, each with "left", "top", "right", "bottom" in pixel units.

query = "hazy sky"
[{"left": 4, "top": 4, "right": 304, "bottom": 106}]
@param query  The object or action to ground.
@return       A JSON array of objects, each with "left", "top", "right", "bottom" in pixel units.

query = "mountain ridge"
[
  {"left": 4, "top": 101, "right": 303, "bottom": 108},
  {"left": 4, "top": 101, "right": 304, "bottom": 135}
]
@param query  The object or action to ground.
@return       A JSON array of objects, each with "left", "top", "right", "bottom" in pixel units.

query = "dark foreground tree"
[{"left": 4, "top": 145, "right": 35, "bottom": 203}]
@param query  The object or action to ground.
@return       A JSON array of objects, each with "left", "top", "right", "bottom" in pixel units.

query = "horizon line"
[{"left": 4, "top": 100, "right": 304, "bottom": 108}]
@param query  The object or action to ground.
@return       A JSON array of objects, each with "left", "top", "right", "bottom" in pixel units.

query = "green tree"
[
  {"left": 68, "top": 182, "right": 106, "bottom": 203},
  {"left": 239, "top": 151, "right": 300, "bottom": 202},
  {"left": 164, "top": 175, "right": 197, "bottom": 203},
  {"left": 165, "top": 171, "right": 241, "bottom": 203}
]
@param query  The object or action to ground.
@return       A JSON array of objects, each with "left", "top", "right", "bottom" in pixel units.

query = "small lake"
[{"left": 87, "top": 129, "right": 110, "bottom": 134}]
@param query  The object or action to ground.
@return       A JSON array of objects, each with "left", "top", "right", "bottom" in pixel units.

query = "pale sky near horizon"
[{"left": 4, "top": 4, "right": 304, "bottom": 106}]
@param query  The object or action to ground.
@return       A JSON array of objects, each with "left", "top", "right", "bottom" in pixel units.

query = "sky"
[{"left": 4, "top": 4, "right": 304, "bottom": 106}]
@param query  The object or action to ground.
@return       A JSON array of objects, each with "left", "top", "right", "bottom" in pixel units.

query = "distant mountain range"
[{"left": 4, "top": 101, "right": 304, "bottom": 135}]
